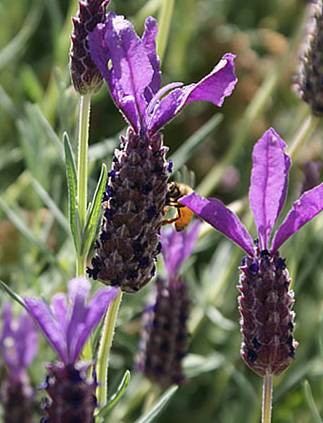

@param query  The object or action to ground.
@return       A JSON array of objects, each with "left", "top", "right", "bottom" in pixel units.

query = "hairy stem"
[
  {"left": 76, "top": 94, "right": 91, "bottom": 277},
  {"left": 262, "top": 374, "right": 273, "bottom": 423},
  {"left": 96, "top": 290, "right": 123, "bottom": 409}
]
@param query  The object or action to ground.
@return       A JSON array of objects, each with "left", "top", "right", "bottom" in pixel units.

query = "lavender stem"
[
  {"left": 76, "top": 93, "right": 91, "bottom": 277},
  {"left": 289, "top": 113, "right": 320, "bottom": 159},
  {"left": 262, "top": 374, "right": 273, "bottom": 423},
  {"left": 157, "top": 0, "right": 175, "bottom": 62}
]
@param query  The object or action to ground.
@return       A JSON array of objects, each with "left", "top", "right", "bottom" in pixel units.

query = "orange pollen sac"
[{"left": 175, "top": 207, "right": 194, "bottom": 232}]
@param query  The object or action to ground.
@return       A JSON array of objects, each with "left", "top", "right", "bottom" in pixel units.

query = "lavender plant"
[
  {"left": 0, "top": 303, "right": 38, "bottom": 423},
  {"left": 137, "top": 222, "right": 200, "bottom": 388},
  {"left": 181, "top": 128, "right": 323, "bottom": 422},
  {"left": 24, "top": 278, "right": 118, "bottom": 422},
  {"left": 86, "top": 11, "right": 237, "bottom": 292}
]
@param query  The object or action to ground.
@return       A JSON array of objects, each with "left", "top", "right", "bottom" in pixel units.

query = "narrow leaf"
[
  {"left": 134, "top": 385, "right": 178, "bottom": 423},
  {"left": 0, "top": 280, "right": 26, "bottom": 309},
  {"left": 96, "top": 370, "right": 131, "bottom": 418},
  {"left": 64, "top": 132, "right": 80, "bottom": 252},
  {"left": 170, "top": 114, "right": 222, "bottom": 172},
  {"left": 31, "top": 178, "right": 69, "bottom": 233},
  {"left": 81, "top": 163, "right": 107, "bottom": 257},
  {"left": 304, "top": 380, "right": 323, "bottom": 423}
]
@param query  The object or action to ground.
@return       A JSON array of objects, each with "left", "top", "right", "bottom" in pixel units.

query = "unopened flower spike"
[
  {"left": 0, "top": 303, "right": 38, "bottom": 423},
  {"left": 24, "top": 278, "right": 119, "bottom": 423},
  {"left": 70, "top": 0, "right": 110, "bottom": 94},
  {"left": 137, "top": 222, "right": 200, "bottom": 388},
  {"left": 86, "top": 12, "right": 237, "bottom": 292},
  {"left": 181, "top": 128, "right": 323, "bottom": 377},
  {"left": 295, "top": 0, "right": 323, "bottom": 115}
]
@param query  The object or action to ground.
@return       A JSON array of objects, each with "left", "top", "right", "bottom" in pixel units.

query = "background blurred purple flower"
[
  {"left": 0, "top": 302, "right": 38, "bottom": 423},
  {"left": 87, "top": 12, "right": 237, "bottom": 292},
  {"left": 181, "top": 128, "right": 323, "bottom": 376},
  {"left": 24, "top": 278, "right": 119, "bottom": 423},
  {"left": 137, "top": 222, "right": 200, "bottom": 388}
]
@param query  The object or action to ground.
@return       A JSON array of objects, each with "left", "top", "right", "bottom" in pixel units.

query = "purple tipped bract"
[
  {"left": 88, "top": 13, "right": 237, "bottom": 136},
  {"left": 24, "top": 278, "right": 119, "bottom": 364},
  {"left": 180, "top": 128, "right": 323, "bottom": 376},
  {"left": 87, "top": 12, "right": 236, "bottom": 292},
  {"left": 181, "top": 128, "right": 323, "bottom": 253}
]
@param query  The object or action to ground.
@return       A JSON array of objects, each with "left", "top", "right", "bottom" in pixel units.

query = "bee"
[{"left": 162, "top": 181, "right": 194, "bottom": 231}]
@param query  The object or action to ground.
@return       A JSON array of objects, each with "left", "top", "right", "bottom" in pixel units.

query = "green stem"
[
  {"left": 262, "top": 374, "right": 273, "bottom": 423},
  {"left": 289, "top": 113, "right": 320, "bottom": 159},
  {"left": 76, "top": 94, "right": 91, "bottom": 277},
  {"left": 157, "top": 0, "right": 175, "bottom": 63},
  {"left": 96, "top": 290, "right": 123, "bottom": 408}
]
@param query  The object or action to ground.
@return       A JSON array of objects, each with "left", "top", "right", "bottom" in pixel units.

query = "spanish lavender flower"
[
  {"left": 181, "top": 128, "right": 323, "bottom": 377},
  {"left": 137, "top": 222, "right": 200, "bottom": 388},
  {"left": 70, "top": 0, "right": 110, "bottom": 94},
  {"left": 24, "top": 278, "right": 118, "bottom": 423},
  {"left": 0, "top": 302, "right": 38, "bottom": 423},
  {"left": 295, "top": 0, "right": 323, "bottom": 114},
  {"left": 86, "top": 12, "right": 237, "bottom": 292}
]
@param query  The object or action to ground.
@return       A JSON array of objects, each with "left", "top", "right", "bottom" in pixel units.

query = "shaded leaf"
[
  {"left": 134, "top": 385, "right": 178, "bottom": 423},
  {"left": 81, "top": 163, "right": 107, "bottom": 257}
]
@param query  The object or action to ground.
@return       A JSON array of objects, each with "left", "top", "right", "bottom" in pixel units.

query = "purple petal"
[
  {"left": 66, "top": 278, "right": 91, "bottom": 362},
  {"left": 161, "top": 222, "right": 200, "bottom": 279},
  {"left": 271, "top": 183, "right": 323, "bottom": 251},
  {"left": 51, "top": 293, "right": 68, "bottom": 332},
  {"left": 88, "top": 22, "right": 110, "bottom": 81},
  {"left": 249, "top": 128, "right": 291, "bottom": 250},
  {"left": 180, "top": 192, "right": 254, "bottom": 256},
  {"left": 24, "top": 297, "right": 68, "bottom": 363},
  {"left": 89, "top": 13, "right": 154, "bottom": 133},
  {"left": 147, "top": 53, "right": 237, "bottom": 135},
  {"left": 70, "top": 287, "right": 119, "bottom": 363},
  {"left": 142, "top": 16, "right": 161, "bottom": 102}
]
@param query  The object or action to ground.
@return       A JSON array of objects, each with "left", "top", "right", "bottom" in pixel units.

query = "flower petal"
[
  {"left": 89, "top": 13, "right": 154, "bottom": 133},
  {"left": 24, "top": 297, "right": 68, "bottom": 363},
  {"left": 161, "top": 222, "right": 200, "bottom": 280},
  {"left": 142, "top": 16, "right": 161, "bottom": 102},
  {"left": 271, "top": 183, "right": 323, "bottom": 251},
  {"left": 51, "top": 293, "right": 68, "bottom": 332},
  {"left": 71, "top": 287, "right": 119, "bottom": 363},
  {"left": 249, "top": 128, "right": 291, "bottom": 250},
  {"left": 180, "top": 192, "right": 254, "bottom": 256},
  {"left": 66, "top": 278, "right": 91, "bottom": 362},
  {"left": 147, "top": 53, "right": 237, "bottom": 135}
]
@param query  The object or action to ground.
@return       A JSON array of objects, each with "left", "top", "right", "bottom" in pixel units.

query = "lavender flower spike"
[
  {"left": 24, "top": 278, "right": 119, "bottom": 423},
  {"left": 0, "top": 302, "right": 38, "bottom": 423},
  {"left": 181, "top": 128, "right": 323, "bottom": 377},
  {"left": 137, "top": 222, "right": 200, "bottom": 388},
  {"left": 87, "top": 13, "right": 237, "bottom": 292},
  {"left": 70, "top": 0, "right": 110, "bottom": 94}
]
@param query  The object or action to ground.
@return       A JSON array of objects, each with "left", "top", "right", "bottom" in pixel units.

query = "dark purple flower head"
[
  {"left": 180, "top": 128, "right": 323, "bottom": 376},
  {"left": 87, "top": 13, "right": 235, "bottom": 292},
  {"left": 137, "top": 223, "right": 199, "bottom": 387},
  {"left": 0, "top": 302, "right": 38, "bottom": 383},
  {"left": 24, "top": 278, "right": 119, "bottom": 365},
  {"left": 70, "top": 0, "right": 110, "bottom": 94},
  {"left": 181, "top": 128, "right": 323, "bottom": 254},
  {"left": 88, "top": 12, "right": 237, "bottom": 136}
]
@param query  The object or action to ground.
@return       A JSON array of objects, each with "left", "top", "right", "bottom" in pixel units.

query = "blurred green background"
[{"left": 0, "top": 0, "right": 323, "bottom": 422}]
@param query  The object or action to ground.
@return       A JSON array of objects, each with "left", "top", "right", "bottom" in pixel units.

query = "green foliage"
[{"left": 0, "top": 0, "right": 323, "bottom": 422}]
